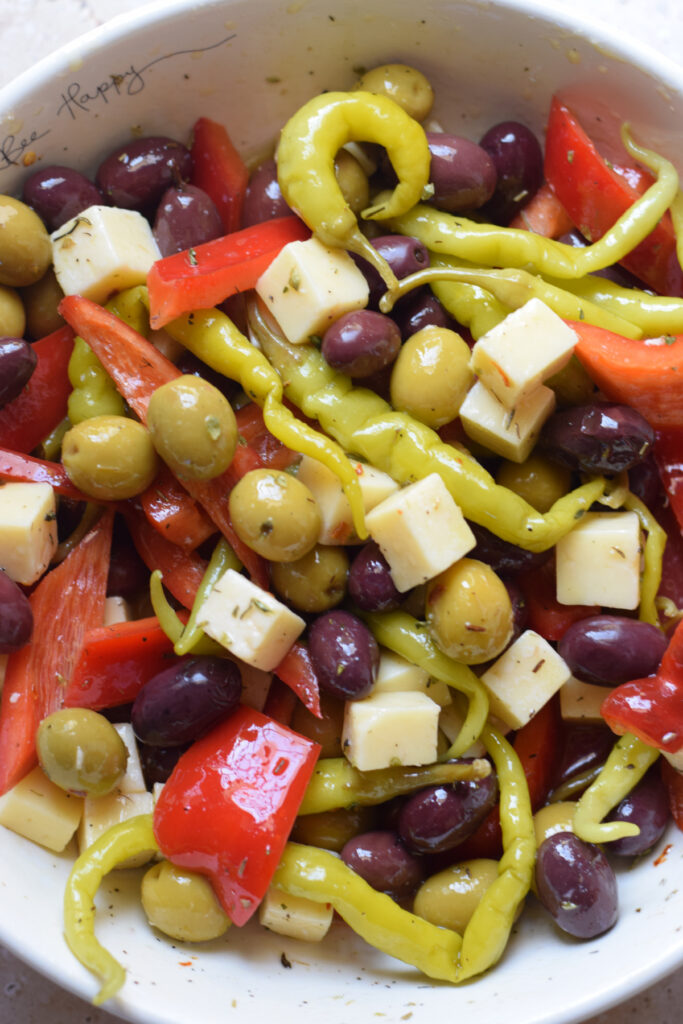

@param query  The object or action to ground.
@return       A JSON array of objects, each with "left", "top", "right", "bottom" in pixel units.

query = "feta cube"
[
  {"left": 438, "top": 703, "right": 486, "bottom": 757},
  {"left": 470, "top": 298, "right": 577, "bottom": 408},
  {"left": 113, "top": 723, "right": 147, "bottom": 794},
  {"left": 255, "top": 236, "right": 369, "bottom": 345},
  {"left": 103, "top": 596, "right": 132, "bottom": 626},
  {"left": 342, "top": 690, "right": 440, "bottom": 770},
  {"left": 480, "top": 629, "right": 572, "bottom": 730},
  {"left": 0, "top": 765, "right": 82, "bottom": 852},
  {"left": 51, "top": 204, "right": 161, "bottom": 304},
  {"left": 459, "top": 379, "right": 556, "bottom": 463},
  {"left": 296, "top": 455, "right": 399, "bottom": 544},
  {"left": 372, "top": 650, "right": 451, "bottom": 706},
  {"left": 559, "top": 675, "right": 614, "bottom": 723},
  {"left": 259, "top": 885, "right": 333, "bottom": 942},
  {"left": 78, "top": 790, "right": 155, "bottom": 867},
  {"left": 0, "top": 482, "right": 57, "bottom": 584},
  {"left": 195, "top": 568, "right": 305, "bottom": 671},
  {"left": 555, "top": 511, "right": 641, "bottom": 610},
  {"left": 365, "top": 472, "right": 476, "bottom": 591}
]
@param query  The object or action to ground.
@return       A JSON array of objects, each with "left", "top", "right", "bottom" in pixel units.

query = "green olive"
[
  {"left": 146, "top": 375, "right": 238, "bottom": 481},
  {"left": 228, "top": 468, "right": 321, "bottom": 562},
  {"left": 290, "top": 692, "right": 346, "bottom": 758},
  {"left": 533, "top": 801, "right": 577, "bottom": 847},
  {"left": 355, "top": 63, "right": 434, "bottom": 122},
  {"left": 271, "top": 544, "right": 348, "bottom": 612},
  {"left": 290, "top": 805, "right": 376, "bottom": 852},
  {"left": 0, "top": 284, "right": 26, "bottom": 338},
  {"left": 0, "top": 195, "right": 52, "bottom": 287},
  {"left": 546, "top": 354, "right": 597, "bottom": 407},
  {"left": 62, "top": 414, "right": 159, "bottom": 500},
  {"left": 141, "top": 860, "right": 230, "bottom": 942},
  {"left": 334, "top": 149, "right": 370, "bottom": 214},
  {"left": 36, "top": 708, "right": 128, "bottom": 797},
  {"left": 390, "top": 326, "right": 474, "bottom": 428},
  {"left": 20, "top": 267, "right": 65, "bottom": 339},
  {"left": 413, "top": 859, "right": 499, "bottom": 931},
  {"left": 496, "top": 453, "right": 572, "bottom": 513},
  {"left": 426, "top": 557, "right": 513, "bottom": 664}
]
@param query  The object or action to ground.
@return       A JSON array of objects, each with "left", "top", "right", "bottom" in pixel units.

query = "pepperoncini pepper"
[{"left": 573, "top": 733, "right": 659, "bottom": 845}]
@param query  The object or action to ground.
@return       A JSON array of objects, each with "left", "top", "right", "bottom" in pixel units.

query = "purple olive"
[
  {"left": 308, "top": 609, "right": 379, "bottom": 700},
  {"left": 321, "top": 309, "right": 401, "bottom": 378},
  {"left": 22, "top": 165, "right": 103, "bottom": 231},
  {"left": 607, "top": 768, "right": 671, "bottom": 856},
  {"left": 391, "top": 290, "right": 455, "bottom": 340},
  {"left": 138, "top": 742, "right": 189, "bottom": 788},
  {"left": 107, "top": 522, "right": 149, "bottom": 599},
  {"left": 426, "top": 132, "right": 496, "bottom": 212},
  {"left": 241, "top": 159, "right": 291, "bottom": 226},
  {"left": 153, "top": 184, "right": 224, "bottom": 256},
  {"left": 479, "top": 121, "right": 543, "bottom": 224},
  {"left": 354, "top": 235, "right": 430, "bottom": 308},
  {"left": 535, "top": 831, "right": 618, "bottom": 939},
  {"left": 341, "top": 830, "right": 424, "bottom": 900},
  {"left": 347, "top": 541, "right": 401, "bottom": 612},
  {"left": 0, "top": 338, "right": 37, "bottom": 409},
  {"left": 540, "top": 402, "right": 655, "bottom": 474},
  {"left": 468, "top": 521, "right": 550, "bottom": 576},
  {"left": 628, "top": 453, "right": 662, "bottom": 510},
  {"left": 397, "top": 765, "right": 498, "bottom": 854},
  {"left": 96, "top": 136, "right": 192, "bottom": 214},
  {"left": 0, "top": 568, "right": 33, "bottom": 652},
  {"left": 552, "top": 722, "right": 616, "bottom": 797},
  {"left": 558, "top": 615, "right": 668, "bottom": 686}
]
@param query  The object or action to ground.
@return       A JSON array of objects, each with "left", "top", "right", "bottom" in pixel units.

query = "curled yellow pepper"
[{"left": 573, "top": 733, "right": 659, "bottom": 845}]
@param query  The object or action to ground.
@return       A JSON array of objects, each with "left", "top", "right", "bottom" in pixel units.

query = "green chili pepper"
[
  {"left": 573, "top": 733, "right": 659, "bottom": 845},
  {"left": 299, "top": 756, "right": 491, "bottom": 816},
  {"left": 36, "top": 416, "right": 70, "bottom": 461},
  {"left": 544, "top": 272, "right": 683, "bottom": 337},
  {"left": 429, "top": 277, "right": 511, "bottom": 339},
  {"left": 64, "top": 814, "right": 158, "bottom": 1005},
  {"left": 361, "top": 609, "right": 488, "bottom": 756},
  {"left": 53, "top": 502, "right": 101, "bottom": 564},
  {"left": 623, "top": 492, "right": 666, "bottom": 626},
  {"left": 277, "top": 90, "right": 431, "bottom": 292},
  {"left": 174, "top": 537, "right": 241, "bottom": 656},
  {"left": 149, "top": 569, "right": 223, "bottom": 655},
  {"left": 670, "top": 189, "right": 683, "bottom": 271}
]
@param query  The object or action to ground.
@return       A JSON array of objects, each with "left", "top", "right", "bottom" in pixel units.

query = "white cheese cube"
[
  {"left": 0, "top": 765, "right": 82, "bottom": 852},
  {"left": 296, "top": 455, "right": 399, "bottom": 544},
  {"left": 372, "top": 650, "right": 451, "bottom": 706},
  {"left": 195, "top": 568, "right": 305, "bottom": 671},
  {"left": 470, "top": 298, "right": 577, "bottom": 408},
  {"left": 365, "top": 472, "right": 476, "bottom": 592},
  {"left": 459, "top": 380, "right": 556, "bottom": 463},
  {"left": 78, "top": 790, "right": 155, "bottom": 867},
  {"left": 480, "top": 629, "right": 572, "bottom": 730},
  {"left": 342, "top": 690, "right": 440, "bottom": 770},
  {"left": 559, "top": 675, "right": 614, "bottom": 723},
  {"left": 0, "top": 482, "right": 57, "bottom": 584},
  {"left": 255, "top": 236, "right": 369, "bottom": 345},
  {"left": 259, "top": 885, "right": 333, "bottom": 942},
  {"left": 51, "top": 204, "right": 161, "bottom": 304},
  {"left": 103, "top": 596, "right": 132, "bottom": 626},
  {"left": 438, "top": 703, "right": 486, "bottom": 757},
  {"left": 113, "top": 723, "right": 147, "bottom": 794},
  {"left": 555, "top": 511, "right": 641, "bottom": 610}
]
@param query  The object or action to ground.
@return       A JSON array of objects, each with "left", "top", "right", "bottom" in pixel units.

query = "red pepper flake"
[
  {"left": 653, "top": 843, "right": 673, "bottom": 866},
  {"left": 178, "top": 961, "right": 193, "bottom": 967}
]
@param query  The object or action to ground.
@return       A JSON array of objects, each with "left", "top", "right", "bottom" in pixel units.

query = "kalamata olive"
[
  {"left": 139, "top": 742, "right": 189, "bottom": 788},
  {"left": 321, "top": 309, "right": 401, "bottom": 377},
  {"left": 153, "top": 184, "right": 224, "bottom": 256},
  {"left": 551, "top": 722, "right": 616, "bottom": 798},
  {"left": 308, "top": 609, "right": 379, "bottom": 699},
  {"left": 426, "top": 132, "right": 496, "bottom": 213},
  {"left": 347, "top": 541, "right": 401, "bottom": 612},
  {"left": 107, "top": 521, "right": 149, "bottom": 598},
  {"left": 505, "top": 578, "right": 529, "bottom": 640},
  {"left": 22, "top": 165, "right": 103, "bottom": 231},
  {"left": 241, "top": 159, "right": 291, "bottom": 227},
  {"left": 131, "top": 656, "right": 242, "bottom": 746},
  {"left": 174, "top": 350, "right": 240, "bottom": 402},
  {"left": 398, "top": 766, "right": 498, "bottom": 854},
  {"left": 391, "top": 290, "right": 455, "bottom": 340},
  {"left": 535, "top": 831, "right": 618, "bottom": 939},
  {"left": 0, "top": 337, "right": 37, "bottom": 409},
  {"left": 354, "top": 234, "right": 430, "bottom": 308},
  {"left": 540, "top": 402, "right": 655, "bottom": 474},
  {"left": 0, "top": 568, "right": 33, "bottom": 652},
  {"left": 607, "top": 767, "right": 671, "bottom": 856},
  {"left": 479, "top": 120, "right": 543, "bottom": 223},
  {"left": 468, "top": 521, "right": 550, "bottom": 576},
  {"left": 96, "top": 136, "right": 192, "bottom": 214},
  {"left": 340, "top": 830, "right": 424, "bottom": 901},
  {"left": 558, "top": 615, "right": 668, "bottom": 686}
]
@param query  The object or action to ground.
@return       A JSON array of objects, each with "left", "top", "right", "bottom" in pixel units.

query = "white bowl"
[{"left": 1, "top": 2, "right": 682, "bottom": 1023}]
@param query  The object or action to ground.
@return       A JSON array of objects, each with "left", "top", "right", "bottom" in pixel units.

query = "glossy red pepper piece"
[
  {"left": 0, "top": 325, "right": 74, "bottom": 453},
  {"left": 153, "top": 705, "right": 320, "bottom": 924},
  {"left": 517, "top": 560, "right": 599, "bottom": 642},
  {"left": 190, "top": 117, "right": 249, "bottom": 234},
  {"left": 234, "top": 403, "right": 299, "bottom": 471},
  {"left": 140, "top": 465, "right": 216, "bottom": 552},
  {"left": 660, "top": 759, "right": 683, "bottom": 832},
  {"left": 0, "top": 447, "right": 90, "bottom": 501},
  {"left": 124, "top": 505, "right": 207, "bottom": 610},
  {"left": 273, "top": 641, "right": 322, "bottom": 718}
]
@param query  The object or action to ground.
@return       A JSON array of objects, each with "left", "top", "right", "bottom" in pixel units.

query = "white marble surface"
[{"left": 0, "top": 0, "right": 682, "bottom": 1022}]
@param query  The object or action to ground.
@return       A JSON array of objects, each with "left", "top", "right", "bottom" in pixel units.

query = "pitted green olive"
[
  {"left": 0, "top": 284, "right": 26, "bottom": 339},
  {"left": 146, "top": 375, "right": 237, "bottom": 481},
  {"left": 141, "top": 860, "right": 230, "bottom": 942},
  {"left": 36, "top": 708, "right": 128, "bottom": 797},
  {"left": 496, "top": 453, "right": 571, "bottom": 513},
  {"left": 62, "top": 414, "right": 159, "bottom": 500},
  {"left": 20, "top": 267, "right": 65, "bottom": 339},
  {"left": 228, "top": 468, "right": 321, "bottom": 562},
  {"left": 271, "top": 544, "right": 348, "bottom": 612},
  {"left": 390, "top": 326, "right": 473, "bottom": 428},
  {"left": 290, "top": 805, "right": 376, "bottom": 852},
  {"left": 426, "top": 557, "right": 513, "bottom": 664},
  {"left": 355, "top": 63, "right": 434, "bottom": 122},
  {"left": 0, "top": 195, "right": 52, "bottom": 287},
  {"left": 334, "top": 150, "right": 370, "bottom": 214},
  {"left": 413, "top": 859, "right": 499, "bottom": 931}
]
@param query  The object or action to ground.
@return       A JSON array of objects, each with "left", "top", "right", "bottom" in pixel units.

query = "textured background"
[{"left": 0, "top": 0, "right": 682, "bottom": 1022}]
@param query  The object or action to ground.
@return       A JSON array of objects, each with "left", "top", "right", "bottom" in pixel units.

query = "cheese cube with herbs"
[
  {"left": 480, "top": 629, "right": 572, "bottom": 730},
  {"left": 113, "top": 723, "right": 147, "bottom": 794},
  {"left": 560, "top": 675, "right": 614, "bottom": 723},
  {"left": 196, "top": 568, "right": 305, "bottom": 671},
  {"left": 0, "top": 765, "right": 83, "bottom": 853},
  {"left": 555, "top": 511, "right": 641, "bottom": 610},
  {"left": 296, "top": 454, "right": 399, "bottom": 544},
  {"left": 373, "top": 649, "right": 451, "bottom": 706},
  {"left": 342, "top": 690, "right": 440, "bottom": 771},
  {"left": 51, "top": 204, "right": 161, "bottom": 304},
  {"left": 459, "top": 379, "right": 556, "bottom": 463},
  {"left": 0, "top": 481, "right": 57, "bottom": 585},
  {"left": 470, "top": 298, "right": 577, "bottom": 408},
  {"left": 78, "top": 790, "right": 155, "bottom": 867},
  {"left": 259, "top": 885, "right": 333, "bottom": 942},
  {"left": 255, "top": 236, "right": 369, "bottom": 345},
  {"left": 365, "top": 472, "right": 476, "bottom": 591}
]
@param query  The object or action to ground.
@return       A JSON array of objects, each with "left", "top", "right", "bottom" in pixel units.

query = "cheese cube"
[
  {"left": 470, "top": 298, "right": 577, "bottom": 408},
  {"left": 555, "top": 511, "right": 641, "bottom": 610},
  {"left": 296, "top": 455, "right": 399, "bottom": 544},
  {"left": 255, "top": 236, "right": 369, "bottom": 345},
  {"left": 459, "top": 380, "right": 556, "bottom": 463},
  {"left": 480, "top": 629, "right": 572, "bottom": 730},
  {"left": 51, "top": 204, "right": 161, "bottom": 304},
  {"left": 113, "top": 723, "right": 147, "bottom": 794},
  {"left": 560, "top": 675, "right": 614, "bottom": 723},
  {"left": 103, "top": 596, "right": 132, "bottom": 626},
  {"left": 365, "top": 472, "right": 476, "bottom": 592},
  {"left": 373, "top": 650, "right": 451, "bottom": 706},
  {"left": 0, "top": 765, "right": 82, "bottom": 852},
  {"left": 259, "top": 885, "right": 333, "bottom": 942},
  {"left": 342, "top": 690, "right": 440, "bottom": 770},
  {"left": 78, "top": 790, "right": 155, "bottom": 867},
  {"left": 0, "top": 482, "right": 57, "bottom": 584},
  {"left": 438, "top": 703, "right": 487, "bottom": 757},
  {"left": 195, "top": 568, "right": 305, "bottom": 671}
]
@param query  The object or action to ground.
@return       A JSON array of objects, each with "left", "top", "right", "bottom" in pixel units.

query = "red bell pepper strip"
[
  {"left": 544, "top": 96, "right": 683, "bottom": 296},
  {"left": 153, "top": 705, "right": 320, "bottom": 925},
  {"left": 190, "top": 117, "right": 249, "bottom": 235},
  {"left": 517, "top": 560, "right": 599, "bottom": 643},
  {"left": 570, "top": 320, "right": 683, "bottom": 429},
  {"left": 653, "top": 429, "right": 683, "bottom": 532},
  {"left": 0, "top": 447, "right": 90, "bottom": 501},
  {"left": 508, "top": 182, "right": 574, "bottom": 238},
  {"left": 262, "top": 677, "right": 298, "bottom": 727},
  {"left": 146, "top": 215, "right": 310, "bottom": 330},
  {"left": 140, "top": 465, "right": 217, "bottom": 551},
  {"left": 0, "top": 510, "right": 113, "bottom": 795},
  {"left": 601, "top": 618, "right": 683, "bottom": 754},
  {"left": 63, "top": 615, "right": 179, "bottom": 710},
  {"left": 660, "top": 759, "right": 683, "bottom": 833},
  {"left": 235, "top": 402, "right": 299, "bottom": 471},
  {"left": 123, "top": 505, "right": 207, "bottom": 611},
  {"left": 273, "top": 641, "right": 322, "bottom": 718},
  {"left": 0, "top": 326, "right": 74, "bottom": 454}
]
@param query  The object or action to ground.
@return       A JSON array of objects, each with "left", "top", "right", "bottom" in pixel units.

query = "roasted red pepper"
[
  {"left": 153, "top": 705, "right": 320, "bottom": 924},
  {"left": 190, "top": 117, "right": 249, "bottom": 235},
  {"left": 273, "top": 641, "right": 321, "bottom": 718},
  {"left": 0, "top": 325, "right": 74, "bottom": 453},
  {"left": 140, "top": 466, "right": 217, "bottom": 552},
  {"left": 0, "top": 447, "right": 89, "bottom": 501}
]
